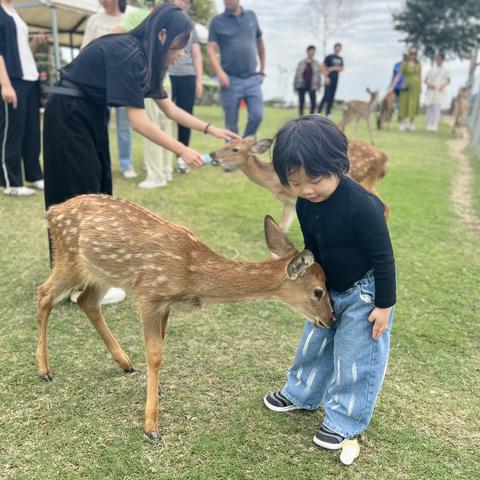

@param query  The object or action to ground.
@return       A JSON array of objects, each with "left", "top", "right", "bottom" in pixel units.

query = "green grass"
[{"left": 0, "top": 107, "right": 479, "bottom": 479}]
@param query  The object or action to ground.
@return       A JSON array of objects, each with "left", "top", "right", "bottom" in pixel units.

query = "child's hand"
[{"left": 368, "top": 306, "right": 392, "bottom": 340}]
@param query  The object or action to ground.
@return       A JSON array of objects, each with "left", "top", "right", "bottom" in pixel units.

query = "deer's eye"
[
  {"left": 231, "top": 147, "right": 240, "bottom": 153},
  {"left": 314, "top": 288, "right": 324, "bottom": 300}
]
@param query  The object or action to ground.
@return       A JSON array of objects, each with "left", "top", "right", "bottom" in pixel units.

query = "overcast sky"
[{"left": 213, "top": 0, "right": 472, "bottom": 105}]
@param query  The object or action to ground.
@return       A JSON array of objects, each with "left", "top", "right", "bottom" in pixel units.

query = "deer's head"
[
  {"left": 366, "top": 88, "right": 379, "bottom": 105},
  {"left": 264, "top": 215, "right": 333, "bottom": 328},
  {"left": 210, "top": 137, "right": 273, "bottom": 168}
]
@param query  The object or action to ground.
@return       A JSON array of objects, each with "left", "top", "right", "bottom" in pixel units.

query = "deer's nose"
[{"left": 209, "top": 153, "right": 220, "bottom": 166}]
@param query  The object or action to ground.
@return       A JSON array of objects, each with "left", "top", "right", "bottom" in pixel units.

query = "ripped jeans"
[{"left": 281, "top": 270, "right": 394, "bottom": 438}]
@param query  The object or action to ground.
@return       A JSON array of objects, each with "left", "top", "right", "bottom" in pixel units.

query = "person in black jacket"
[
  {"left": 0, "top": 0, "right": 46, "bottom": 196},
  {"left": 263, "top": 115, "right": 396, "bottom": 456}
]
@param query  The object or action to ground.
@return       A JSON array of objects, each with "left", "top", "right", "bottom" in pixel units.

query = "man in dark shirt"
[
  {"left": 318, "top": 43, "right": 344, "bottom": 118},
  {"left": 207, "top": 0, "right": 265, "bottom": 139}
]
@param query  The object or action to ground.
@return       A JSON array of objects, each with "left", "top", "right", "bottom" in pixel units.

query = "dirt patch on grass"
[{"left": 444, "top": 116, "right": 480, "bottom": 235}]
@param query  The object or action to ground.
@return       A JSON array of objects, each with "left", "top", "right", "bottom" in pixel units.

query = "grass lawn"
[{"left": 0, "top": 107, "right": 479, "bottom": 479}]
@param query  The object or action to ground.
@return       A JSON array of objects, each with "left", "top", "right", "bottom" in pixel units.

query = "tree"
[
  {"left": 127, "top": 0, "right": 214, "bottom": 24},
  {"left": 393, "top": 0, "right": 480, "bottom": 91},
  {"left": 300, "top": 0, "right": 358, "bottom": 57}
]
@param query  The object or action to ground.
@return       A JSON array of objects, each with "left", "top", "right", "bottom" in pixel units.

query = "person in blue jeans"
[
  {"left": 207, "top": 0, "right": 265, "bottom": 139},
  {"left": 263, "top": 115, "right": 396, "bottom": 455}
]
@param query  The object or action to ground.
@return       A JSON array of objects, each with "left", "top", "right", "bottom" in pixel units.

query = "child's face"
[{"left": 287, "top": 168, "right": 340, "bottom": 203}]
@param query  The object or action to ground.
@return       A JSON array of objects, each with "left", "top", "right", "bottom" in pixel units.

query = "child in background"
[{"left": 264, "top": 115, "right": 396, "bottom": 458}]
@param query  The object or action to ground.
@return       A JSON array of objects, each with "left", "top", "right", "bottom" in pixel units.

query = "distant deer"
[
  {"left": 210, "top": 137, "right": 389, "bottom": 231},
  {"left": 36, "top": 194, "right": 333, "bottom": 441},
  {"left": 377, "top": 91, "right": 396, "bottom": 130},
  {"left": 452, "top": 88, "right": 469, "bottom": 139},
  {"left": 338, "top": 88, "right": 379, "bottom": 144}
]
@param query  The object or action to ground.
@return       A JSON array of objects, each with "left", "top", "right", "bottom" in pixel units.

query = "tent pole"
[{"left": 50, "top": 7, "right": 61, "bottom": 71}]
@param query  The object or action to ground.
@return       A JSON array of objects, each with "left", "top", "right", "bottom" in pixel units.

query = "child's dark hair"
[{"left": 272, "top": 115, "right": 349, "bottom": 186}]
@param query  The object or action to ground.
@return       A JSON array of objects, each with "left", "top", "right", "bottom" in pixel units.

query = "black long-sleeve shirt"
[{"left": 296, "top": 175, "right": 396, "bottom": 308}]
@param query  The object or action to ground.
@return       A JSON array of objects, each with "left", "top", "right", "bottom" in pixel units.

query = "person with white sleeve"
[{"left": 424, "top": 52, "right": 451, "bottom": 132}]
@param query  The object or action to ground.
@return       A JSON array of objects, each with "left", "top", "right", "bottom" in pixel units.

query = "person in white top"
[
  {"left": 82, "top": 0, "right": 137, "bottom": 180},
  {"left": 0, "top": 0, "right": 47, "bottom": 196},
  {"left": 424, "top": 52, "right": 451, "bottom": 132}
]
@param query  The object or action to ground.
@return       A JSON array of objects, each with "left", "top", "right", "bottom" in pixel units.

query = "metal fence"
[{"left": 469, "top": 78, "right": 480, "bottom": 153}]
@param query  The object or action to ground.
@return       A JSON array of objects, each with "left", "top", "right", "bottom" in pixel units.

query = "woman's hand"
[
  {"left": 195, "top": 81, "right": 203, "bottom": 99},
  {"left": 208, "top": 126, "right": 241, "bottom": 141},
  {"left": 30, "top": 33, "right": 48, "bottom": 52},
  {"left": 178, "top": 146, "right": 205, "bottom": 168},
  {"left": 1, "top": 84, "right": 17, "bottom": 109},
  {"left": 368, "top": 306, "right": 392, "bottom": 340}
]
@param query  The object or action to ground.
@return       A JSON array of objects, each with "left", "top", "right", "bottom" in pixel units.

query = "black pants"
[
  {"left": 43, "top": 94, "right": 111, "bottom": 210},
  {"left": 318, "top": 80, "right": 338, "bottom": 115},
  {"left": 170, "top": 75, "right": 196, "bottom": 147},
  {"left": 297, "top": 88, "right": 316, "bottom": 116},
  {"left": 0, "top": 79, "right": 43, "bottom": 188}
]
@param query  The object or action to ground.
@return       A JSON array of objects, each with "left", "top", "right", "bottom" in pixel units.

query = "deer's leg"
[
  {"left": 366, "top": 117, "right": 375, "bottom": 145},
  {"left": 36, "top": 268, "right": 81, "bottom": 381},
  {"left": 139, "top": 303, "right": 168, "bottom": 441},
  {"left": 77, "top": 285, "right": 133, "bottom": 373},
  {"left": 280, "top": 203, "right": 296, "bottom": 232},
  {"left": 354, "top": 116, "right": 360, "bottom": 132}
]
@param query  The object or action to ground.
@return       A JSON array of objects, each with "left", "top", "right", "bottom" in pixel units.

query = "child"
[{"left": 264, "top": 115, "right": 396, "bottom": 453}]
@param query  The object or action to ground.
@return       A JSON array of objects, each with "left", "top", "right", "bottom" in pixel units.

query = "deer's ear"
[
  {"left": 264, "top": 215, "right": 297, "bottom": 257},
  {"left": 251, "top": 139, "right": 273, "bottom": 154},
  {"left": 286, "top": 250, "right": 314, "bottom": 280},
  {"left": 244, "top": 136, "right": 257, "bottom": 146}
]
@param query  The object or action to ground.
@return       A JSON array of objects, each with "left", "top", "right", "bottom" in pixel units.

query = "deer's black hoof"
[
  {"left": 157, "top": 386, "right": 163, "bottom": 397},
  {"left": 123, "top": 366, "right": 135, "bottom": 374},
  {"left": 39, "top": 372, "right": 53, "bottom": 382},
  {"left": 145, "top": 431, "right": 161, "bottom": 442}
]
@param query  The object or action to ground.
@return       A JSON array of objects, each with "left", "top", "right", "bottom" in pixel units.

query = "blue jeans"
[
  {"left": 115, "top": 107, "right": 132, "bottom": 172},
  {"left": 282, "top": 270, "right": 394, "bottom": 438},
  {"left": 221, "top": 74, "right": 264, "bottom": 137}
]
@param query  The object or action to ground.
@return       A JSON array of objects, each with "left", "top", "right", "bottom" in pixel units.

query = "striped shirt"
[{"left": 168, "top": 25, "right": 200, "bottom": 77}]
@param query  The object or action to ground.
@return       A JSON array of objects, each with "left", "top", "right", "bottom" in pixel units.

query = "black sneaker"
[
  {"left": 263, "top": 391, "right": 302, "bottom": 412},
  {"left": 313, "top": 425, "right": 346, "bottom": 450}
]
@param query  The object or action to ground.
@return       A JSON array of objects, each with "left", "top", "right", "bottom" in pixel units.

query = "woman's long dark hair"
[
  {"left": 129, "top": 3, "right": 192, "bottom": 94},
  {"left": 91, "top": 4, "right": 192, "bottom": 95}
]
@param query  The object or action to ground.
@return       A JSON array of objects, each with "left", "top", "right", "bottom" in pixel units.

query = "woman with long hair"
[{"left": 43, "top": 3, "right": 238, "bottom": 303}]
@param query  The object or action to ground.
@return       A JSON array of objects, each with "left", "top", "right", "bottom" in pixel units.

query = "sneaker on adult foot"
[
  {"left": 399, "top": 123, "right": 406, "bottom": 132},
  {"left": 122, "top": 167, "right": 137, "bottom": 179},
  {"left": 4, "top": 186, "right": 36, "bottom": 196},
  {"left": 263, "top": 391, "right": 302, "bottom": 412},
  {"left": 313, "top": 425, "right": 346, "bottom": 450},
  {"left": 408, "top": 123, "right": 416, "bottom": 131},
  {"left": 27, "top": 179, "right": 44, "bottom": 190},
  {"left": 70, "top": 287, "right": 126, "bottom": 305},
  {"left": 176, "top": 157, "right": 189, "bottom": 174},
  {"left": 138, "top": 178, "right": 167, "bottom": 189}
]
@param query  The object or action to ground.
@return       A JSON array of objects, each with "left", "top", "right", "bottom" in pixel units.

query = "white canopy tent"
[{"left": 13, "top": 0, "right": 101, "bottom": 69}]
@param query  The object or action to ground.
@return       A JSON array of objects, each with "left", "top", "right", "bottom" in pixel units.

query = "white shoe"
[
  {"left": 399, "top": 123, "right": 405, "bottom": 132},
  {"left": 4, "top": 186, "right": 36, "bottom": 196},
  {"left": 326, "top": 113, "right": 333, "bottom": 120},
  {"left": 70, "top": 287, "right": 126, "bottom": 305},
  {"left": 164, "top": 172, "right": 173, "bottom": 182},
  {"left": 101, "top": 287, "right": 126, "bottom": 305},
  {"left": 27, "top": 179, "right": 44, "bottom": 190},
  {"left": 408, "top": 123, "right": 416, "bottom": 131},
  {"left": 122, "top": 167, "right": 137, "bottom": 178},
  {"left": 176, "top": 157, "right": 189, "bottom": 174},
  {"left": 138, "top": 178, "right": 167, "bottom": 189}
]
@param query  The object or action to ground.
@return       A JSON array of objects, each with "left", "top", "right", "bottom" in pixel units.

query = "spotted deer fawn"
[
  {"left": 210, "top": 137, "right": 389, "bottom": 231},
  {"left": 36, "top": 194, "right": 333, "bottom": 440},
  {"left": 338, "top": 88, "right": 379, "bottom": 144},
  {"left": 377, "top": 91, "right": 396, "bottom": 130}
]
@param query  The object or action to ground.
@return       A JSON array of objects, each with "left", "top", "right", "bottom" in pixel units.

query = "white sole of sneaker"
[
  {"left": 313, "top": 434, "right": 345, "bottom": 450},
  {"left": 263, "top": 395, "right": 301, "bottom": 413}
]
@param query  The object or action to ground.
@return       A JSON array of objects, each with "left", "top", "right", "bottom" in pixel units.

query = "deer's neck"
[
  {"left": 239, "top": 154, "right": 275, "bottom": 188},
  {"left": 191, "top": 251, "right": 287, "bottom": 304}
]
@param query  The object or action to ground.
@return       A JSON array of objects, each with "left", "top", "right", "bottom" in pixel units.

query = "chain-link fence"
[{"left": 469, "top": 77, "right": 480, "bottom": 153}]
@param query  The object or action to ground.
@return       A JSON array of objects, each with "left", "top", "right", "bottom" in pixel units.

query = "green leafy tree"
[
  {"left": 393, "top": 0, "right": 480, "bottom": 91},
  {"left": 393, "top": 0, "right": 480, "bottom": 60},
  {"left": 127, "top": 0, "right": 214, "bottom": 24}
]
